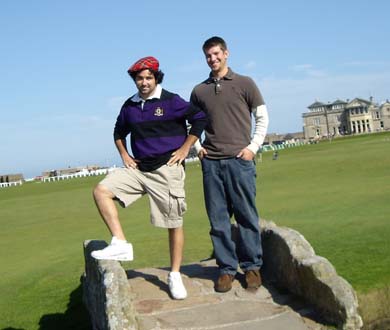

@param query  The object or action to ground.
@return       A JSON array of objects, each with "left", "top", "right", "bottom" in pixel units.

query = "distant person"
[
  {"left": 272, "top": 150, "right": 279, "bottom": 160},
  {"left": 91, "top": 56, "right": 206, "bottom": 300},
  {"left": 191, "top": 37, "right": 269, "bottom": 292}
]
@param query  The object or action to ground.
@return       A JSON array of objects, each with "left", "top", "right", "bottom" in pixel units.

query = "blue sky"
[{"left": 1, "top": 1, "right": 389, "bottom": 178}]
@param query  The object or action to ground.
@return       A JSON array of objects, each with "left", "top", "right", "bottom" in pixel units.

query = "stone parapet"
[
  {"left": 82, "top": 220, "right": 363, "bottom": 330},
  {"left": 82, "top": 240, "right": 138, "bottom": 330},
  {"left": 261, "top": 220, "right": 363, "bottom": 330}
]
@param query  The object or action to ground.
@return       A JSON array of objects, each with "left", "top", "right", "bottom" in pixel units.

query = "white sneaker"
[
  {"left": 168, "top": 271, "right": 187, "bottom": 300},
  {"left": 91, "top": 237, "right": 133, "bottom": 261}
]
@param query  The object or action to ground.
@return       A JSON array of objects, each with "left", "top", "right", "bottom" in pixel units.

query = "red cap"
[{"left": 127, "top": 56, "right": 159, "bottom": 74}]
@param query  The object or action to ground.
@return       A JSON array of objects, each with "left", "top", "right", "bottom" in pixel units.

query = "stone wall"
[
  {"left": 260, "top": 220, "right": 363, "bottom": 330},
  {"left": 82, "top": 240, "right": 138, "bottom": 330},
  {"left": 82, "top": 221, "right": 363, "bottom": 330}
]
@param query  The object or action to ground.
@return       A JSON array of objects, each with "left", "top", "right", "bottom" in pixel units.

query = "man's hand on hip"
[
  {"left": 198, "top": 147, "right": 208, "bottom": 160},
  {"left": 236, "top": 148, "right": 255, "bottom": 161},
  {"left": 167, "top": 145, "right": 190, "bottom": 166},
  {"left": 122, "top": 154, "right": 139, "bottom": 169}
]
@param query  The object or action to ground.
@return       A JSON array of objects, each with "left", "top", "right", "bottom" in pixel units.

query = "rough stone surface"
[
  {"left": 127, "top": 260, "right": 324, "bottom": 330},
  {"left": 82, "top": 220, "right": 363, "bottom": 330},
  {"left": 261, "top": 220, "right": 363, "bottom": 330},
  {"left": 82, "top": 240, "right": 138, "bottom": 330}
]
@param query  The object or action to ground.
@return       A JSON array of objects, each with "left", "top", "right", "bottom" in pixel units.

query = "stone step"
[
  {"left": 84, "top": 233, "right": 362, "bottom": 330},
  {"left": 126, "top": 260, "right": 323, "bottom": 330}
]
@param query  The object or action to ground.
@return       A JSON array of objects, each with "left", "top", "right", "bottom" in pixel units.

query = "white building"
[{"left": 302, "top": 97, "right": 390, "bottom": 140}]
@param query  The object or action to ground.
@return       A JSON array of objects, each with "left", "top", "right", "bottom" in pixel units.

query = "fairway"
[
  {"left": 257, "top": 132, "right": 390, "bottom": 291},
  {"left": 0, "top": 132, "right": 389, "bottom": 329}
]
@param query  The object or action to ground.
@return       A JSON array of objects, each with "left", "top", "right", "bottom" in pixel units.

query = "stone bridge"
[{"left": 82, "top": 221, "right": 363, "bottom": 330}]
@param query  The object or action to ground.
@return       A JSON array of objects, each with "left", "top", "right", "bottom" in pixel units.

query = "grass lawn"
[
  {"left": 0, "top": 131, "right": 389, "bottom": 329},
  {"left": 257, "top": 132, "right": 390, "bottom": 291}
]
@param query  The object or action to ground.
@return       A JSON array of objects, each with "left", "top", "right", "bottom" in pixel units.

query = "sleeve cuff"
[
  {"left": 194, "top": 140, "right": 203, "bottom": 154},
  {"left": 247, "top": 142, "right": 259, "bottom": 155}
]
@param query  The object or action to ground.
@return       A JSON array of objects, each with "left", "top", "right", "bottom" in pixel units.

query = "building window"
[
  {"left": 376, "top": 112, "right": 380, "bottom": 119},
  {"left": 313, "top": 118, "right": 321, "bottom": 125}
]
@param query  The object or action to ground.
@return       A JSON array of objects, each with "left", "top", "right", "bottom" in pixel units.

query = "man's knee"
[{"left": 93, "top": 183, "right": 112, "bottom": 200}]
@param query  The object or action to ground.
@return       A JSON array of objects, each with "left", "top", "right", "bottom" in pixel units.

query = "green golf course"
[{"left": 1, "top": 131, "right": 389, "bottom": 329}]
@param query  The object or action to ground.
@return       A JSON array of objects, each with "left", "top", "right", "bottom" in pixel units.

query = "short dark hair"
[
  {"left": 129, "top": 69, "right": 164, "bottom": 84},
  {"left": 202, "top": 36, "right": 228, "bottom": 52}
]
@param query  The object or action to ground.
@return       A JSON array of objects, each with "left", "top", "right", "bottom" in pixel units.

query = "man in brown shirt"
[{"left": 191, "top": 36, "right": 269, "bottom": 292}]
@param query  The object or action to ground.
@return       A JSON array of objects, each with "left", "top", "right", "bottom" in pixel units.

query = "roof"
[
  {"left": 308, "top": 101, "right": 325, "bottom": 109},
  {"left": 346, "top": 98, "right": 371, "bottom": 108},
  {"left": 331, "top": 99, "right": 347, "bottom": 105}
]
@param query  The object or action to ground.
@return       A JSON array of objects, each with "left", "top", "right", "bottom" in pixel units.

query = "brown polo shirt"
[{"left": 190, "top": 68, "right": 265, "bottom": 158}]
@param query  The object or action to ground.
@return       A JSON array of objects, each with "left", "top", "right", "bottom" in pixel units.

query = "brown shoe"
[
  {"left": 245, "top": 269, "right": 262, "bottom": 290},
  {"left": 215, "top": 274, "right": 234, "bottom": 292}
]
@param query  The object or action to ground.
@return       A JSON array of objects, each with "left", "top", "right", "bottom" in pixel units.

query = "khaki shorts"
[{"left": 99, "top": 164, "right": 187, "bottom": 228}]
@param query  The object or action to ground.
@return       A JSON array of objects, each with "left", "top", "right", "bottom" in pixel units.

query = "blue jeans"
[{"left": 202, "top": 157, "right": 263, "bottom": 275}]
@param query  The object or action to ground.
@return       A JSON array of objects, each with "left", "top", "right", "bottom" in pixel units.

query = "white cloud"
[
  {"left": 255, "top": 71, "right": 390, "bottom": 134},
  {"left": 0, "top": 112, "right": 119, "bottom": 177},
  {"left": 343, "top": 60, "right": 390, "bottom": 67},
  {"left": 107, "top": 96, "right": 127, "bottom": 112},
  {"left": 244, "top": 61, "right": 257, "bottom": 69},
  {"left": 289, "top": 63, "right": 328, "bottom": 78},
  {"left": 290, "top": 64, "right": 314, "bottom": 71}
]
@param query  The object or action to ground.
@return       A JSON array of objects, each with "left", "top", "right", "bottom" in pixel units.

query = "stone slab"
[{"left": 125, "top": 260, "right": 323, "bottom": 330}]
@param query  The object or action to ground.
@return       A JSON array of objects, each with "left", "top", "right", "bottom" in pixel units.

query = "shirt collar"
[
  {"left": 207, "top": 67, "right": 234, "bottom": 84},
  {"left": 131, "top": 84, "right": 162, "bottom": 102}
]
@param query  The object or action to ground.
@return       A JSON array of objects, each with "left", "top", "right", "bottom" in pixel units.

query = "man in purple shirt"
[{"left": 91, "top": 56, "right": 206, "bottom": 300}]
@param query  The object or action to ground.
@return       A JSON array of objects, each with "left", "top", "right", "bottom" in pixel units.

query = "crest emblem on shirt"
[{"left": 154, "top": 107, "right": 164, "bottom": 116}]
